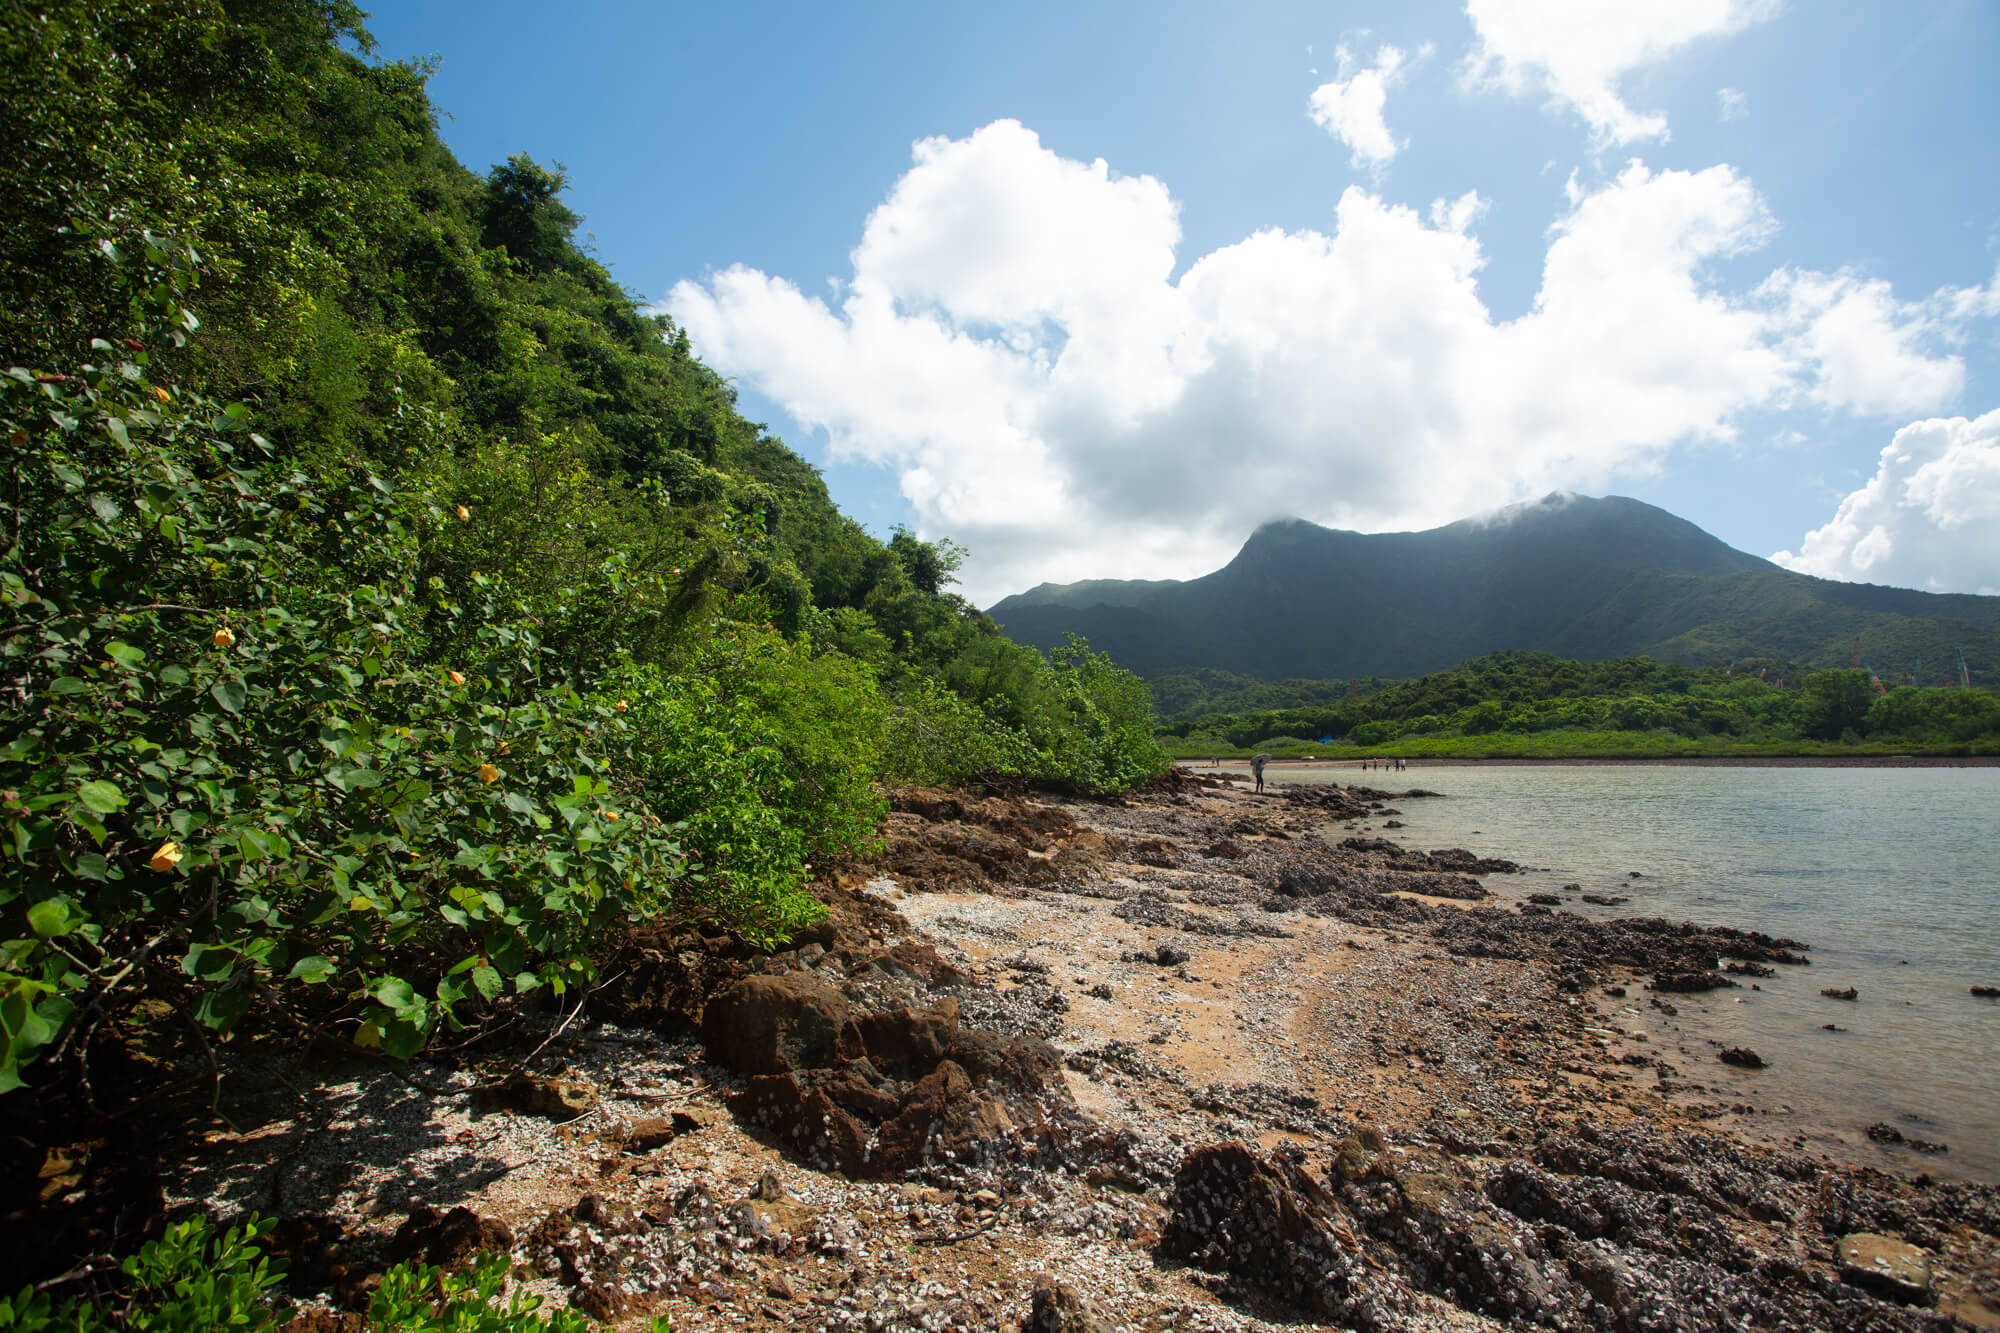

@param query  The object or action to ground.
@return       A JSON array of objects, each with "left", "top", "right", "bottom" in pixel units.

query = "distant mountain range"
[{"left": 987, "top": 494, "right": 2000, "bottom": 681}]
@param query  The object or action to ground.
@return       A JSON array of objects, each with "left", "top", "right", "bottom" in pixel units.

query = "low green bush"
[{"left": 0, "top": 1215, "right": 662, "bottom": 1331}]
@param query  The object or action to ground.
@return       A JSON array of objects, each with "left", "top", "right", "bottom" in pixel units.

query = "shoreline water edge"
[{"left": 99, "top": 770, "right": 1999, "bottom": 1329}]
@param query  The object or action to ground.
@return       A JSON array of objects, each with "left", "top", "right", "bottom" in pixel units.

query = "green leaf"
[
  {"left": 75, "top": 780, "right": 126, "bottom": 815},
  {"left": 328, "top": 765, "right": 385, "bottom": 792},
  {"left": 372, "top": 977, "right": 417, "bottom": 1010},
  {"left": 210, "top": 679, "right": 247, "bottom": 713},
  {"left": 27, "top": 900, "right": 74, "bottom": 938},
  {"left": 471, "top": 965, "right": 502, "bottom": 1002},
  {"left": 288, "top": 956, "right": 336, "bottom": 984}
]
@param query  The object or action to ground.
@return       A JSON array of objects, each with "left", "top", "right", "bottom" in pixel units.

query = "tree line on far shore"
[{"left": 1158, "top": 651, "right": 2000, "bottom": 757}]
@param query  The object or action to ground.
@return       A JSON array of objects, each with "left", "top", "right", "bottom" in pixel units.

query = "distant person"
[{"left": 1252, "top": 752, "right": 1272, "bottom": 793}]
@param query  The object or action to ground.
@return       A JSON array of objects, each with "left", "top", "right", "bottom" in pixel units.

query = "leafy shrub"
[
  {"left": 0, "top": 349, "right": 691, "bottom": 1080},
  {"left": 0, "top": 1214, "right": 659, "bottom": 1332}
]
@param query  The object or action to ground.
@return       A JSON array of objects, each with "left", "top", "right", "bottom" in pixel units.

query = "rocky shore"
[{"left": 15, "top": 771, "right": 1999, "bottom": 1330}]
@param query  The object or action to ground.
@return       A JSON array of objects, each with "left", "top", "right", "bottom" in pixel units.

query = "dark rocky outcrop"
[{"left": 706, "top": 974, "right": 1078, "bottom": 1179}]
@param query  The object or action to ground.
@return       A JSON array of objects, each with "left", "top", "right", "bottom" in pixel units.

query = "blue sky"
[{"left": 365, "top": 1, "right": 2000, "bottom": 603}]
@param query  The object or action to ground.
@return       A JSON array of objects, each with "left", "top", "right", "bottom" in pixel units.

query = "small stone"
[
  {"left": 1718, "top": 1047, "right": 1766, "bottom": 1069},
  {"left": 1820, "top": 987, "right": 1858, "bottom": 1001},
  {"left": 1836, "top": 1233, "right": 1934, "bottom": 1306},
  {"left": 1020, "top": 1274, "right": 1110, "bottom": 1332}
]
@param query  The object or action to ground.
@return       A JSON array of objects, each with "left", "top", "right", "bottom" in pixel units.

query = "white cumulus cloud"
[
  {"left": 1773, "top": 411, "right": 2000, "bottom": 595},
  {"left": 1309, "top": 44, "right": 1412, "bottom": 170},
  {"left": 664, "top": 121, "right": 1980, "bottom": 605},
  {"left": 1463, "top": 0, "right": 1781, "bottom": 145}
]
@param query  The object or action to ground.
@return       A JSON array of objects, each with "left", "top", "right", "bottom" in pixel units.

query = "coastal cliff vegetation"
[{"left": 0, "top": 0, "right": 1167, "bottom": 1106}]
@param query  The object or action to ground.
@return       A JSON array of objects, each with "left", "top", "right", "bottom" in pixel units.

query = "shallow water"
[{"left": 1267, "top": 762, "right": 2000, "bottom": 1180}]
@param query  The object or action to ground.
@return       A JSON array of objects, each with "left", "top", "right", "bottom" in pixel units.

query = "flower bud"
[
  {"left": 455, "top": 505, "right": 470, "bottom": 522},
  {"left": 477, "top": 763, "right": 500, "bottom": 784},
  {"left": 148, "top": 841, "right": 182, "bottom": 872},
  {"left": 213, "top": 626, "right": 235, "bottom": 649},
  {"left": 448, "top": 670, "right": 466, "bottom": 685}
]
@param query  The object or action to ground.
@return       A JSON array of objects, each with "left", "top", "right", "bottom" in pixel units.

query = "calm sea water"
[{"left": 1266, "top": 763, "right": 2000, "bottom": 1181}]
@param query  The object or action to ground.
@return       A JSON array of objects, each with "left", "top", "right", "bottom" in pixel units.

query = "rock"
[
  {"left": 1086, "top": 983, "right": 1114, "bottom": 999},
  {"left": 730, "top": 1072, "right": 869, "bottom": 1176},
  {"left": 1650, "top": 972, "right": 1738, "bottom": 994},
  {"left": 765, "top": 1272, "right": 797, "bottom": 1301},
  {"left": 1867, "top": 1122, "right": 1905, "bottom": 1144},
  {"left": 1725, "top": 961, "right": 1776, "bottom": 978},
  {"left": 623, "top": 1109, "right": 710, "bottom": 1153},
  {"left": 1580, "top": 894, "right": 1628, "bottom": 906},
  {"left": 1158, "top": 1142, "right": 1389, "bottom": 1327},
  {"left": 701, "top": 972, "right": 857, "bottom": 1075},
  {"left": 1527, "top": 894, "right": 1564, "bottom": 906},
  {"left": 1020, "top": 1274, "right": 1110, "bottom": 1332},
  {"left": 1971, "top": 985, "right": 1999, "bottom": 998},
  {"left": 874, "top": 1059, "right": 1012, "bottom": 1174},
  {"left": 570, "top": 1283, "right": 629, "bottom": 1321},
  {"left": 1836, "top": 1232, "right": 1934, "bottom": 1306},
  {"left": 1718, "top": 1047, "right": 1766, "bottom": 1069},
  {"left": 1120, "top": 944, "right": 1191, "bottom": 966},
  {"left": 1201, "top": 839, "right": 1248, "bottom": 860},
  {"left": 387, "top": 1205, "right": 513, "bottom": 1272},
  {"left": 470, "top": 1073, "right": 598, "bottom": 1120},
  {"left": 1820, "top": 987, "right": 1858, "bottom": 1000},
  {"left": 853, "top": 996, "right": 960, "bottom": 1075}
]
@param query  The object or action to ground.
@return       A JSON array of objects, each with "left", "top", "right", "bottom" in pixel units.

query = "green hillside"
[
  {"left": 990, "top": 494, "right": 2000, "bottom": 680},
  {"left": 0, "top": 0, "right": 1166, "bottom": 1092}
]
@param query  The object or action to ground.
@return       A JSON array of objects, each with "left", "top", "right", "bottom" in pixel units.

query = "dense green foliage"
[
  {"left": 0, "top": 1215, "right": 651, "bottom": 1331},
  {"left": 1162, "top": 651, "right": 2000, "bottom": 756},
  {"left": 991, "top": 500, "right": 2000, "bottom": 681},
  {"left": 0, "top": 0, "right": 1165, "bottom": 1091}
]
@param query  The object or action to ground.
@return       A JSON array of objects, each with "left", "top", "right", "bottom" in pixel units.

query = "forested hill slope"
[
  {"left": 988, "top": 493, "right": 2000, "bottom": 679},
  {"left": 0, "top": 0, "right": 1165, "bottom": 1091}
]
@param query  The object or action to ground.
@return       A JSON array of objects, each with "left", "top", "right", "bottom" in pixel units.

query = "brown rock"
[
  {"left": 731, "top": 1073, "right": 868, "bottom": 1175},
  {"left": 1021, "top": 1273, "right": 1110, "bottom": 1332},
  {"left": 875, "top": 1059, "right": 1013, "bottom": 1175},
  {"left": 570, "top": 1283, "right": 629, "bottom": 1321},
  {"left": 701, "top": 972, "right": 858, "bottom": 1075},
  {"left": 854, "top": 996, "right": 960, "bottom": 1074},
  {"left": 387, "top": 1205, "right": 513, "bottom": 1272}
]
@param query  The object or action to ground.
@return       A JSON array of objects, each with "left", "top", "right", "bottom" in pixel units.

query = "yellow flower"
[
  {"left": 477, "top": 763, "right": 500, "bottom": 784},
  {"left": 148, "top": 841, "right": 182, "bottom": 872},
  {"left": 615, "top": 699, "right": 629, "bottom": 712},
  {"left": 213, "top": 625, "right": 235, "bottom": 649},
  {"left": 153, "top": 386, "right": 170, "bottom": 403},
  {"left": 603, "top": 811, "right": 620, "bottom": 821},
  {"left": 448, "top": 670, "right": 466, "bottom": 685},
  {"left": 454, "top": 504, "right": 470, "bottom": 522}
]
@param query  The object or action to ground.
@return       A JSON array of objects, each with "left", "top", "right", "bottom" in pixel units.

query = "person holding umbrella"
[{"left": 1251, "top": 752, "right": 1273, "bottom": 793}]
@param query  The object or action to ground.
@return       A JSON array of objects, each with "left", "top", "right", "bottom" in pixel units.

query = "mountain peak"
[{"left": 987, "top": 494, "right": 1999, "bottom": 679}]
